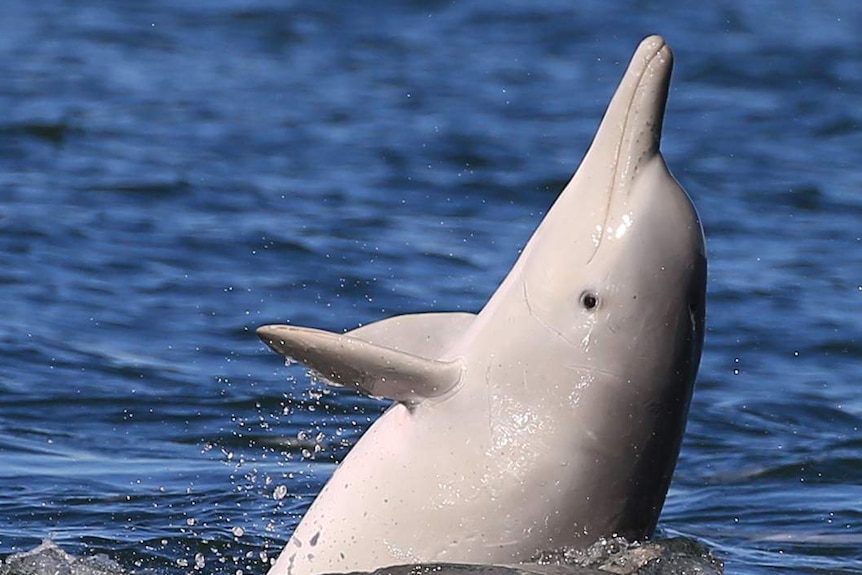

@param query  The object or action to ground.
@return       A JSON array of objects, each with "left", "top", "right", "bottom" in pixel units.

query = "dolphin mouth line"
[{"left": 590, "top": 37, "right": 670, "bottom": 264}]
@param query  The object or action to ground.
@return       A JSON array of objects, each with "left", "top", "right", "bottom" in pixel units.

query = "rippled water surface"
[{"left": 2, "top": 1, "right": 862, "bottom": 574}]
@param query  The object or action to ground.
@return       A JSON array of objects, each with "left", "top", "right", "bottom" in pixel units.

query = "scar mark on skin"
[
  {"left": 565, "top": 363, "right": 625, "bottom": 380},
  {"left": 522, "top": 281, "right": 578, "bottom": 347}
]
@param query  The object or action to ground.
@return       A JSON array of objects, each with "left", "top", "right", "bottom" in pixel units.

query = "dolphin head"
[
  {"left": 472, "top": 35, "right": 706, "bottom": 540},
  {"left": 485, "top": 36, "right": 706, "bottom": 371}
]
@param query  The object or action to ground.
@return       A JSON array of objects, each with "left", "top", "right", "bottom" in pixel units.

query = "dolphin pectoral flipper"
[
  {"left": 348, "top": 312, "right": 476, "bottom": 359},
  {"left": 257, "top": 325, "right": 464, "bottom": 404}
]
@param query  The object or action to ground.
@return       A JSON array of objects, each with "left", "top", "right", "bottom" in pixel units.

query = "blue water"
[{"left": 2, "top": 1, "right": 861, "bottom": 574}]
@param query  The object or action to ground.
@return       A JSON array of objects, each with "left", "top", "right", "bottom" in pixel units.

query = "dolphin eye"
[{"left": 579, "top": 291, "right": 599, "bottom": 311}]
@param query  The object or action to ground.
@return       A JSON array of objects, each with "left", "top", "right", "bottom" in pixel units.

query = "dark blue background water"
[{"left": 2, "top": 1, "right": 861, "bottom": 574}]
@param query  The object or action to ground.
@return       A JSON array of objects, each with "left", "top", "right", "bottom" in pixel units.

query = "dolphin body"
[{"left": 258, "top": 35, "right": 706, "bottom": 575}]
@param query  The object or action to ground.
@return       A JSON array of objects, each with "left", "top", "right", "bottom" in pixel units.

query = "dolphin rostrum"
[{"left": 257, "top": 34, "right": 707, "bottom": 575}]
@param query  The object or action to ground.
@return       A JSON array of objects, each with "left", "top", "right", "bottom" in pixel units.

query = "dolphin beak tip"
[
  {"left": 257, "top": 324, "right": 286, "bottom": 343},
  {"left": 641, "top": 34, "right": 667, "bottom": 51},
  {"left": 598, "top": 34, "right": 674, "bottom": 157}
]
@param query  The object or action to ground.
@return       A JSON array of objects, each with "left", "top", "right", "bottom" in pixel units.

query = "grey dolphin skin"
[{"left": 257, "top": 35, "right": 707, "bottom": 575}]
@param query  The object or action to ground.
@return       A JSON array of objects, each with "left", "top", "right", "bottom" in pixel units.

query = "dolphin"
[{"left": 257, "top": 34, "right": 706, "bottom": 575}]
